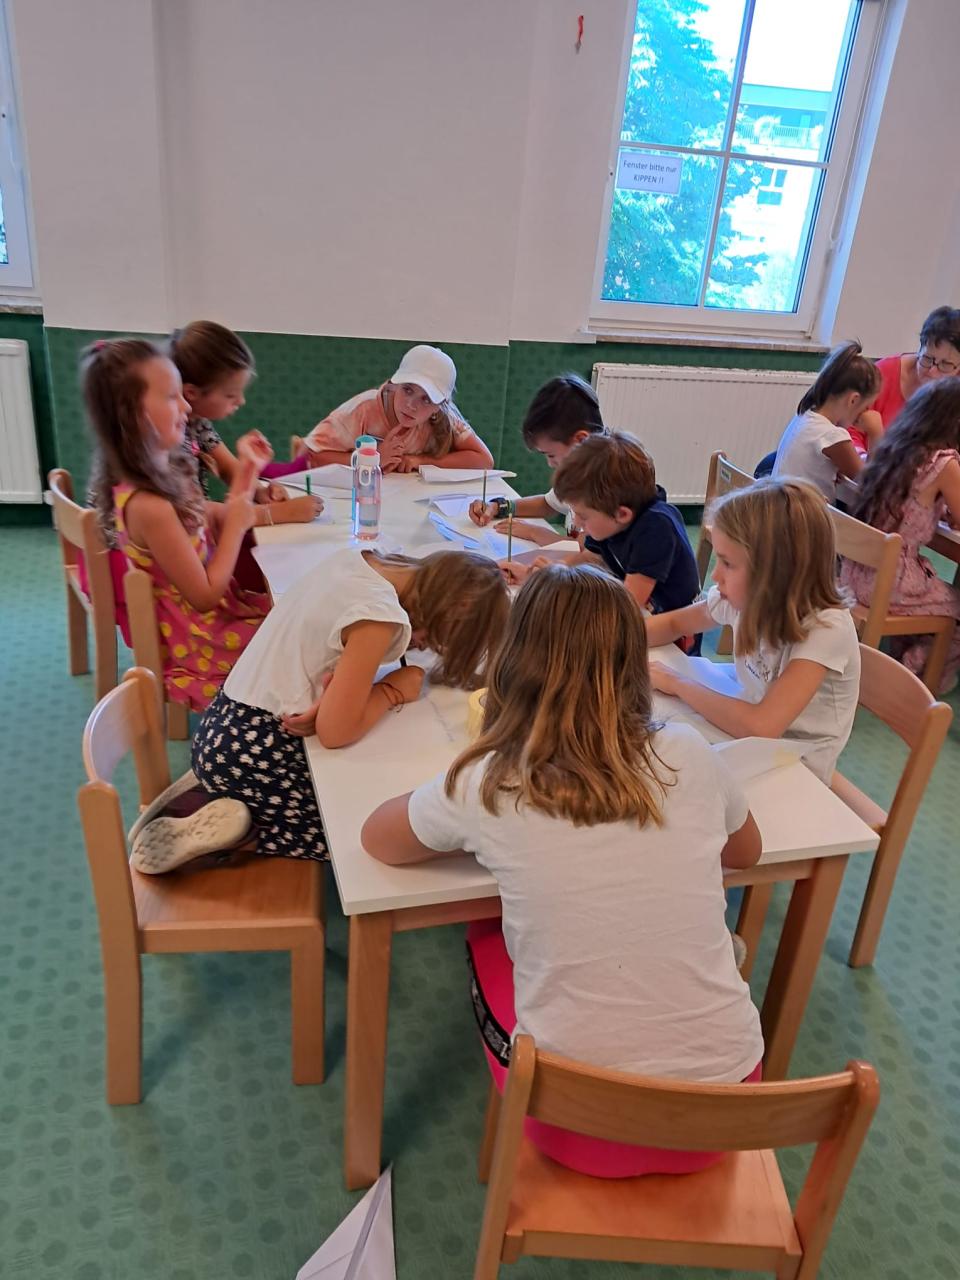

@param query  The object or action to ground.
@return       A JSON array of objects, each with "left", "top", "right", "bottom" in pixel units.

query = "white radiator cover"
[
  {"left": 0, "top": 339, "right": 40, "bottom": 503},
  {"left": 592, "top": 363, "right": 812, "bottom": 504}
]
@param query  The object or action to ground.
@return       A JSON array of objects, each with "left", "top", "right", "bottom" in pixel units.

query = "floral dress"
[
  {"left": 841, "top": 448, "right": 960, "bottom": 690},
  {"left": 113, "top": 484, "right": 270, "bottom": 711}
]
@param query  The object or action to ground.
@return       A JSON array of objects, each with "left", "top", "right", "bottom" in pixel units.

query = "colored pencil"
[
  {"left": 507, "top": 513, "right": 513, "bottom": 561},
  {"left": 305, "top": 474, "right": 312, "bottom": 496},
  {"left": 481, "top": 469, "right": 487, "bottom": 506}
]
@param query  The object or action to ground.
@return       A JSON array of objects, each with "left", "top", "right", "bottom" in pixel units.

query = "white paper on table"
[
  {"left": 418, "top": 466, "right": 516, "bottom": 484},
  {"left": 252, "top": 541, "right": 338, "bottom": 597},
  {"left": 283, "top": 464, "right": 355, "bottom": 493},
  {"left": 711, "top": 737, "right": 805, "bottom": 784},
  {"left": 427, "top": 511, "right": 485, "bottom": 550},
  {"left": 295, "top": 1166, "right": 395, "bottom": 1279},
  {"left": 415, "top": 494, "right": 509, "bottom": 519}
]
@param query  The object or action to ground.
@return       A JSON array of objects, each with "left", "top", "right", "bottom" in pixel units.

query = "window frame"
[
  {"left": 0, "top": 0, "right": 34, "bottom": 291},
  {"left": 588, "top": 0, "right": 885, "bottom": 340}
]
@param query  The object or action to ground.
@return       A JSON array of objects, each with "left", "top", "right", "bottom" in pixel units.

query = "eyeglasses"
[{"left": 917, "top": 350, "right": 960, "bottom": 375}]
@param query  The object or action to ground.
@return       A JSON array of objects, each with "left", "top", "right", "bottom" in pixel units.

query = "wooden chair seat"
[
  {"left": 134, "top": 858, "right": 322, "bottom": 952},
  {"left": 502, "top": 1141, "right": 800, "bottom": 1269},
  {"left": 829, "top": 772, "right": 887, "bottom": 834}
]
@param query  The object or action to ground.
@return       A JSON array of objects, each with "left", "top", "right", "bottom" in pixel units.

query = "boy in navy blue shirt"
[{"left": 548, "top": 431, "right": 699, "bottom": 615}]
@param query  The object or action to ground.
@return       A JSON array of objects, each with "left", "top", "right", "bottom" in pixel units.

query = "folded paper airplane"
[{"left": 296, "top": 1166, "right": 395, "bottom": 1279}]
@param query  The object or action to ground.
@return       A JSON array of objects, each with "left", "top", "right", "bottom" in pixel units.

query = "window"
[
  {"left": 592, "top": 0, "right": 883, "bottom": 334},
  {"left": 0, "top": 2, "right": 33, "bottom": 290}
]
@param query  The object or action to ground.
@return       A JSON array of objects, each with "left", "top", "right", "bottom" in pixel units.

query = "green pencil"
[
  {"left": 305, "top": 474, "right": 311, "bottom": 496},
  {"left": 507, "top": 513, "right": 513, "bottom": 561}
]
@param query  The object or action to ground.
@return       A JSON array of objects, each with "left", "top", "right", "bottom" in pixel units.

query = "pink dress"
[
  {"left": 113, "top": 484, "right": 270, "bottom": 711},
  {"left": 841, "top": 449, "right": 960, "bottom": 689}
]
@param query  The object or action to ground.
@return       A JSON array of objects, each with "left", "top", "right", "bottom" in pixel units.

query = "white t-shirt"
[
  {"left": 706, "top": 585, "right": 860, "bottom": 781},
  {"left": 544, "top": 486, "right": 576, "bottom": 534},
  {"left": 223, "top": 548, "right": 411, "bottom": 715},
  {"left": 772, "top": 409, "right": 851, "bottom": 500},
  {"left": 408, "top": 722, "right": 763, "bottom": 1083}
]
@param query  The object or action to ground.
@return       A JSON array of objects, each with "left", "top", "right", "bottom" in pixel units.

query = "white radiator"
[
  {"left": 592, "top": 363, "right": 811, "bottom": 503},
  {"left": 0, "top": 338, "right": 40, "bottom": 503}
]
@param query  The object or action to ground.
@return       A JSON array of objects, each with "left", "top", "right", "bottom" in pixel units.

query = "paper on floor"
[{"left": 295, "top": 1166, "right": 395, "bottom": 1279}]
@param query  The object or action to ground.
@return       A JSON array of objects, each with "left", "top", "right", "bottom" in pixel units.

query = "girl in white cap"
[{"left": 301, "top": 344, "right": 494, "bottom": 472}]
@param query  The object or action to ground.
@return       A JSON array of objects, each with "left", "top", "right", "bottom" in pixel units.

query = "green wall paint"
[{"left": 36, "top": 326, "right": 827, "bottom": 509}]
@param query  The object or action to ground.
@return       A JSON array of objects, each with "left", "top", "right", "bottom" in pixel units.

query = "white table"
[{"left": 254, "top": 476, "right": 880, "bottom": 1190}]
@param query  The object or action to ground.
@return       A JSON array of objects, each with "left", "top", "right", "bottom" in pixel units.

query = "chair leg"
[
  {"left": 167, "top": 699, "right": 190, "bottom": 741},
  {"left": 849, "top": 847, "right": 900, "bottom": 969},
  {"left": 104, "top": 952, "right": 143, "bottom": 1104},
  {"left": 736, "top": 883, "right": 774, "bottom": 981},
  {"left": 291, "top": 929, "right": 325, "bottom": 1084},
  {"left": 477, "top": 1081, "right": 501, "bottom": 1184},
  {"left": 920, "top": 625, "right": 953, "bottom": 695},
  {"left": 66, "top": 588, "right": 89, "bottom": 676}
]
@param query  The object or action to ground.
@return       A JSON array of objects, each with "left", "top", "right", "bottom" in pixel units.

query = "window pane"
[
  {"left": 621, "top": 0, "right": 746, "bottom": 149},
  {"left": 732, "top": 0, "right": 859, "bottom": 161},
  {"left": 705, "top": 160, "right": 823, "bottom": 312},
  {"left": 602, "top": 152, "right": 721, "bottom": 306}
]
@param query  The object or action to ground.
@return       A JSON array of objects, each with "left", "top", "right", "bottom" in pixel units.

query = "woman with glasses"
[{"left": 851, "top": 305, "right": 960, "bottom": 450}]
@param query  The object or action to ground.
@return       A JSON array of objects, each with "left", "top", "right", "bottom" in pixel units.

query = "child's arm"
[
  {"left": 644, "top": 599, "right": 713, "bottom": 647},
  {"left": 855, "top": 409, "right": 884, "bottom": 451},
  {"left": 823, "top": 439, "right": 864, "bottom": 481},
  {"left": 127, "top": 488, "right": 256, "bottom": 613},
  {"left": 307, "top": 447, "right": 355, "bottom": 467},
  {"left": 470, "top": 495, "right": 556, "bottom": 525},
  {"left": 288, "top": 620, "right": 425, "bottom": 749},
  {"left": 935, "top": 456, "right": 960, "bottom": 527},
  {"left": 650, "top": 657, "right": 829, "bottom": 740},
  {"left": 397, "top": 428, "right": 495, "bottom": 473},
  {"left": 361, "top": 792, "right": 460, "bottom": 865},
  {"left": 720, "top": 811, "right": 762, "bottom": 869},
  {"left": 624, "top": 573, "right": 655, "bottom": 609}
]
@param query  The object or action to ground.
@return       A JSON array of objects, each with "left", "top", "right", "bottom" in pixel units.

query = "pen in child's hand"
[
  {"left": 305, "top": 474, "right": 311, "bottom": 496},
  {"left": 507, "top": 513, "right": 513, "bottom": 562},
  {"left": 400, "top": 654, "right": 408, "bottom": 667}
]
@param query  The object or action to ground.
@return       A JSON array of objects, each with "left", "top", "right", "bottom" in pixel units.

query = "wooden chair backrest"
[
  {"left": 124, "top": 567, "right": 165, "bottom": 692},
  {"left": 48, "top": 468, "right": 114, "bottom": 610},
  {"left": 486, "top": 1035, "right": 878, "bottom": 1276},
  {"left": 696, "top": 452, "right": 754, "bottom": 583},
  {"left": 829, "top": 508, "right": 902, "bottom": 648},
  {"left": 82, "top": 667, "right": 171, "bottom": 801}
]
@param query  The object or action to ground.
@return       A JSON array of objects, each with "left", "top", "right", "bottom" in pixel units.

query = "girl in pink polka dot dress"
[{"left": 85, "top": 339, "right": 270, "bottom": 712}]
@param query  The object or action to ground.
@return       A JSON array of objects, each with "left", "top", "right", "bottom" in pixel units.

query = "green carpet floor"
[{"left": 1, "top": 525, "right": 959, "bottom": 1280}]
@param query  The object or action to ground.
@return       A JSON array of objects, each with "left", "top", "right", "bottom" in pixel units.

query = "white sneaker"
[
  {"left": 130, "top": 799, "right": 252, "bottom": 875},
  {"left": 730, "top": 932, "right": 748, "bottom": 972}
]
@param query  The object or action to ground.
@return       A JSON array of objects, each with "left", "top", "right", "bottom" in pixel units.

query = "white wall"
[{"left": 8, "top": 0, "right": 960, "bottom": 353}]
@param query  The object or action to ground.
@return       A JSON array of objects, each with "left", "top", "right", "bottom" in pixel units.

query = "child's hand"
[
  {"left": 500, "top": 561, "right": 533, "bottom": 585},
  {"left": 281, "top": 672, "right": 334, "bottom": 736},
  {"left": 377, "top": 436, "right": 403, "bottom": 471},
  {"left": 469, "top": 500, "right": 497, "bottom": 527},
  {"left": 236, "top": 430, "right": 274, "bottom": 473},
  {"left": 395, "top": 454, "right": 428, "bottom": 474},
  {"left": 379, "top": 665, "right": 425, "bottom": 704},
  {"left": 264, "top": 481, "right": 290, "bottom": 503},
  {"left": 648, "top": 661, "right": 681, "bottom": 696},
  {"left": 223, "top": 491, "right": 257, "bottom": 534},
  {"left": 229, "top": 455, "right": 260, "bottom": 501},
  {"left": 281, "top": 494, "right": 325, "bottom": 523}
]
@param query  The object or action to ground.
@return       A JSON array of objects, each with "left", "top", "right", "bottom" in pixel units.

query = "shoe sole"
[{"left": 130, "top": 799, "right": 252, "bottom": 875}]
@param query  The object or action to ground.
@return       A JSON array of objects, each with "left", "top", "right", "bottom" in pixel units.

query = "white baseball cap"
[{"left": 390, "top": 345, "right": 456, "bottom": 404}]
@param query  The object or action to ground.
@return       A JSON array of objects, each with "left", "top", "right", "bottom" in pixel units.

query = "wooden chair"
[
  {"left": 737, "top": 644, "right": 952, "bottom": 973},
  {"left": 77, "top": 667, "right": 325, "bottom": 1104},
  {"left": 124, "top": 566, "right": 190, "bottom": 740},
  {"left": 48, "top": 468, "right": 118, "bottom": 702},
  {"left": 696, "top": 452, "right": 754, "bottom": 654},
  {"left": 474, "top": 1034, "right": 878, "bottom": 1280},
  {"left": 695, "top": 450, "right": 755, "bottom": 584},
  {"left": 830, "top": 504, "right": 955, "bottom": 693}
]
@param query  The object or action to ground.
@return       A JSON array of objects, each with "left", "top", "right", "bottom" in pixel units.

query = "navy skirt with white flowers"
[{"left": 192, "top": 688, "right": 327, "bottom": 861}]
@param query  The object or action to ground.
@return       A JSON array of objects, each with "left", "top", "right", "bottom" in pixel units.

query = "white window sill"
[{"left": 582, "top": 327, "right": 829, "bottom": 355}]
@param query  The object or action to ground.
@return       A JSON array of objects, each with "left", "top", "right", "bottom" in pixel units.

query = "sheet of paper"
[
  {"left": 283, "top": 464, "right": 355, "bottom": 493},
  {"left": 711, "top": 737, "right": 805, "bottom": 784},
  {"left": 418, "top": 466, "right": 516, "bottom": 484},
  {"left": 427, "top": 511, "right": 485, "bottom": 550},
  {"left": 296, "top": 1166, "right": 395, "bottom": 1280}
]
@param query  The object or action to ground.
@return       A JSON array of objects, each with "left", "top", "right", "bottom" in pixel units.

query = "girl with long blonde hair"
[
  {"left": 184, "top": 548, "right": 508, "bottom": 872},
  {"left": 363, "top": 565, "right": 762, "bottom": 1178},
  {"left": 646, "top": 477, "right": 861, "bottom": 781}
]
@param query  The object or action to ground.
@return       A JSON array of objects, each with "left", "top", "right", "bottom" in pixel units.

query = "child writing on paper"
[
  {"left": 300, "top": 344, "right": 494, "bottom": 473},
  {"left": 503, "top": 432, "right": 699, "bottom": 618},
  {"left": 185, "top": 549, "right": 509, "bottom": 871},
  {"left": 169, "top": 320, "right": 323, "bottom": 522},
  {"left": 468, "top": 373, "right": 605, "bottom": 546},
  {"left": 645, "top": 478, "right": 860, "bottom": 782},
  {"left": 771, "top": 341, "right": 881, "bottom": 500},
  {"left": 843, "top": 378, "right": 960, "bottom": 693},
  {"left": 362, "top": 565, "right": 763, "bottom": 1178},
  {"left": 85, "top": 339, "right": 271, "bottom": 712}
]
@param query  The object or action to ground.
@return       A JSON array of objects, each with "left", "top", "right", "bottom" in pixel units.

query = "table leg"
[
  {"left": 760, "top": 855, "right": 848, "bottom": 1079},
  {"left": 344, "top": 911, "right": 394, "bottom": 1190}
]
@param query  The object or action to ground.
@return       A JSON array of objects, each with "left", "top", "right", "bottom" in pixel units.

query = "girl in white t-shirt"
[
  {"left": 772, "top": 341, "right": 881, "bottom": 501},
  {"left": 362, "top": 564, "right": 763, "bottom": 1178},
  {"left": 646, "top": 478, "right": 861, "bottom": 782},
  {"left": 187, "top": 547, "right": 508, "bottom": 867}
]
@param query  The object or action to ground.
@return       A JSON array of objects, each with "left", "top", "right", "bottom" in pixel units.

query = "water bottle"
[
  {"left": 352, "top": 444, "right": 382, "bottom": 541},
  {"left": 350, "top": 434, "right": 377, "bottom": 523}
]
